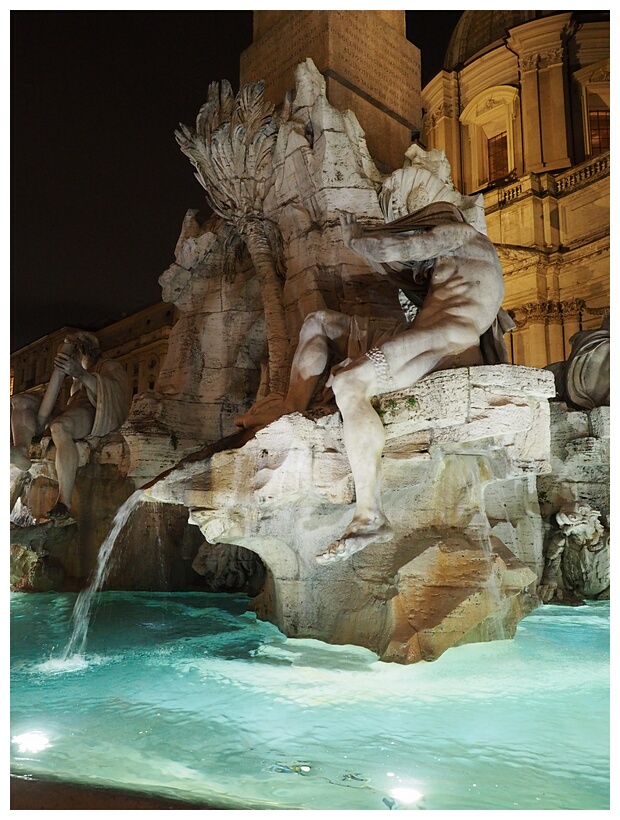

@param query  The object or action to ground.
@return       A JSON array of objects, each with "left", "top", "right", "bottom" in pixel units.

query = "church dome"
[{"left": 443, "top": 11, "right": 559, "bottom": 71}]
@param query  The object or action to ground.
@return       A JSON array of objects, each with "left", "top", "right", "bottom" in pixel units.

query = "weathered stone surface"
[
  {"left": 10, "top": 518, "right": 77, "bottom": 592},
  {"left": 122, "top": 214, "right": 264, "bottom": 458},
  {"left": 144, "top": 366, "right": 549, "bottom": 663},
  {"left": 589, "top": 405, "right": 610, "bottom": 439},
  {"left": 192, "top": 543, "right": 267, "bottom": 597},
  {"left": 485, "top": 474, "right": 545, "bottom": 579},
  {"left": 10, "top": 434, "right": 136, "bottom": 588},
  {"left": 537, "top": 403, "right": 610, "bottom": 523},
  {"left": 534, "top": 402, "right": 610, "bottom": 606},
  {"left": 539, "top": 500, "right": 610, "bottom": 604}
]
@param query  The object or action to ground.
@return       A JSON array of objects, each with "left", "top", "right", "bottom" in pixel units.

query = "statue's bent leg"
[
  {"left": 316, "top": 322, "right": 480, "bottom": 564},
  {"left": 48, "top": 405, "right": 95, "bottom": 517},
  {"left": 316, "top": 356, "right": 393, "bottom": 564},
  {"left": 10, "top": 393, "right": 42, "bottom": 471},
  {"left": 235, "top": 310, "right": 351, "bottom": 430}
]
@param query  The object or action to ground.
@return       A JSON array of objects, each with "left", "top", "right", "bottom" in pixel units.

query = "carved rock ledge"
[{"left": 146, "top": 365, "right": 555, "bottom": 663}]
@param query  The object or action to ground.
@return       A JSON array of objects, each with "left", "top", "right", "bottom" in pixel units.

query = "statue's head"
[
  {"left": 379, "top": 145, "right": 487, "bottom": 233},
  {"left": 65, "top": 331, "right": 101, "bottom": 364},
  {"left": 159, "top": 210, "right": 223, "bottom": 311}
]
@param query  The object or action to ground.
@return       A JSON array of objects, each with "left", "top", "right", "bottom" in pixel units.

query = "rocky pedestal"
[
  {"left": 10, "top": 433, "right": 204, "bottom": 593},
  {"left": 145, "top": 365, "right": 555, "bottom": 663},
  {"left": 536, "top": 402, "right": 610, "bottom": 603}
]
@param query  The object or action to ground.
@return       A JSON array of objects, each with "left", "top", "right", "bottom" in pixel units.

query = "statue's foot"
[
  {"left": 316, "top": 517, "right": 394, "bottom": 565},
  {"left": 46, "top": 502, "right": 73, "bottom": 522},
  {"left": 10, "top": 446, "right": 32, "bottom": 471},
  {"left": 234, "top": 393, "right": 289, "bottom": 430}
]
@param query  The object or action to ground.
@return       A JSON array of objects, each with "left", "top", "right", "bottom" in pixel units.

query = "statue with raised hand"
[{"left": 10, "top": 331, "right": 131, "bottom": 520}]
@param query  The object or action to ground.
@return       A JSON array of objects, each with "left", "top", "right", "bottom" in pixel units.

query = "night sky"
[{"left": 10, "top": 10, "right": 463, "bottom": 352}]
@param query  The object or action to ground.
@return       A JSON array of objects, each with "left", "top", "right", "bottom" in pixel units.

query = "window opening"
[
  {"left": 488, "top": 132, "right": 508, "bottom": 180},
  {"left": 589, "top": 110, "right": 610, "bottom": 155}
]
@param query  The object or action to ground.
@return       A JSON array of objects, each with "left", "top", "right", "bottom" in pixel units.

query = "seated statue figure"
[
  {"left": 235, "top": 201, "right": 513, "bottom": 564},
  {"left": 546, "top": 314, "right": 610, "bottom": 410},
  {"left": 10, "top": 331, "right": 131, "bottom": 520}
]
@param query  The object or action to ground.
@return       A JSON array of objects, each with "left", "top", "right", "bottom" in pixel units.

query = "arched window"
[{"left": 460, "top": 86, "right": 520, "bottom": 193}]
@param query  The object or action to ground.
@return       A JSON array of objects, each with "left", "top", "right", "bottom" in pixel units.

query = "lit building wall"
[
  {"left": 421, "top": 11, "right": 609, "bottom": 368},
  {"left": 10, "top": 302, "right": 179, "bottom": 410}
]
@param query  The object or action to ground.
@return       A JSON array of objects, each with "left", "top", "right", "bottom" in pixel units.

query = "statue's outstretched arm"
[{"left": 340, "top": 210, "right": 470, "bottom": 263}]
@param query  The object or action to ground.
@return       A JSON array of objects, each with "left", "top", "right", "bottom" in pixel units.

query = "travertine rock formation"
[
  {"left": 536, "top": 402, "right": 610, "bottom": 604},
  {"left": 144, "top": 366, "right": 554, "bottom": 663},
  {"left": 539, "top": 501, "right": 609, "bottom": 603}
]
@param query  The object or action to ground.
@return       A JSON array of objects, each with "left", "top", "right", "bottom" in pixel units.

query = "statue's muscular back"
[
  {"left": 415, "top": 223, "right": 505, "bottom": 337},
  {"left": 349, "top": 218, "right": 505, "bottom": 340}
]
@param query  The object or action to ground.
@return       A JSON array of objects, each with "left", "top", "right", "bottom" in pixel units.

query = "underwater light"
[
  {"left": 12, "top": 731, "right": 51, "bottom": 753},
  {"left": 390, "top": 787, "right": 423, "bottom": 804}
]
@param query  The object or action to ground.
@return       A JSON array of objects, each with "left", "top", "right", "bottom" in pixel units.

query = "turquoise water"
[{"left": 10, "top": 592, "right": 609, "bottom": 810}]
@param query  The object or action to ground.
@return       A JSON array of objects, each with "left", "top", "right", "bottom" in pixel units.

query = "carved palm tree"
[{"left": 175, "top": 80, "right": 289, "bottom": 394}]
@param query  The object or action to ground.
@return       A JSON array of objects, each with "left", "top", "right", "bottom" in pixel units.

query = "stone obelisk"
[{"left": 240, "top": 10, "right": 421, "bottom": 171}]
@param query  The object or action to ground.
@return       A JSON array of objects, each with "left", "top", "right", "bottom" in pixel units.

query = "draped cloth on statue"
[
  {"left": 68, "top": 359, "right": 132, "bottom": 438},
  {"left": 566, "top": 322, "right": 610, "bottom": 409},
  {"left": 361, "top": 201, "right": 515, "bottom": 364},
  {"left": 546, "top": 316, "right": 610, "bottom": 410}
]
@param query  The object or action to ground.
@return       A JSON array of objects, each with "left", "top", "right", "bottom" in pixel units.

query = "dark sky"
[{"left": 10, "top": 10, "right": 462, "bottom": 352}]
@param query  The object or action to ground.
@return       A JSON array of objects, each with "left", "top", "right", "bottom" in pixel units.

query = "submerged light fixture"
[{"left": 12, "top": 731, "right": 51, "bottom": 754}]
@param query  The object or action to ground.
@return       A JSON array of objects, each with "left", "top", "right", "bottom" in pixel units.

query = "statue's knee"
[
  {"left": 301, "top": 310, "right": 327, "bottom": 336},
  {"left": 11, "top": 393, "right": 40, "bottom": 413},
  {"left": 50, "top": 417, "right": 72, "bottom": 441},
  {"left": 331, "top": 367, "right": 367, "bottom": 408}
]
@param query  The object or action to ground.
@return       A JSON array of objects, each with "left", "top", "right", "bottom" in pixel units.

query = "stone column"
[
  {"left": 240, "top": 10, "right": 421, "bottom": 171},
  {"left": 537, "top": 47, "right": 572, "bottom": 171},
  {"left": 562, "top": 299, "right": 585, "bottom": 352},
  {"left": 507, "top": 13, "right": 574, "bottom": 174},
  {"left": 546, "top": 303, "right": 565, "bottom": 364},
  {"left": 422, "top": 72, "right": 462, "bottom": 190},
  {"left": 525, "top": 320, "right": 549, "bottom": 369},
  {"left": 516, "top": 52, "right": 544, "bottom": 172}
]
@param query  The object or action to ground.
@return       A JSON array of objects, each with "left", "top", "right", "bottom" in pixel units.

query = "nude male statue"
[
  {"left": 235, "top": 201, "right": 511, "bottom": 564},
  {"left": 10, "top": 331, "right": 131, "bottom": 520}
]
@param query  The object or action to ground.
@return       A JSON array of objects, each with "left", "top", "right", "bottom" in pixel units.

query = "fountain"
[{"left": 10, "top": 55, "right": 609, "bottom": 810}]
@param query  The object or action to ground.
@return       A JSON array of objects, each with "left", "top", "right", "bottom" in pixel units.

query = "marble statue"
[
  {"left": 547, "top": 314, "right": 609, "bottom": 410},
  {"left": 236, "top": 200, "right": 513, "bottom": 564},
  {"left": 10, "top": 331, "right": 131, "bottom": 519},
  {"left": 175, "top": 80, "right": 289, "bottom": 395},
  {"left": 539, "top": 502, "right": 610, "bottom": 602}
]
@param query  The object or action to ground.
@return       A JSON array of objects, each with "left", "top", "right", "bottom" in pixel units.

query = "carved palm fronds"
[{"left": 175, "top": 80, "right": 289, "bottom": 393}]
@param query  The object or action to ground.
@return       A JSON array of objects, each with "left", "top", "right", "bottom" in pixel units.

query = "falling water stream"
[{"left": 61, "top": 490, "right": 144, "bottom": 658}]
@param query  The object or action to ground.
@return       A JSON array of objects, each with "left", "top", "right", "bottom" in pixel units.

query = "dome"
[{"left": 443, "top": 11, "right": 559, "bottom": 71}]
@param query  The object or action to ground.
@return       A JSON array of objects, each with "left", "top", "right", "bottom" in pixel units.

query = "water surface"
[{"left": 10, "top": 592, "right": 610, "bottom": 810}]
